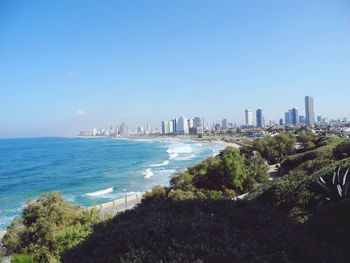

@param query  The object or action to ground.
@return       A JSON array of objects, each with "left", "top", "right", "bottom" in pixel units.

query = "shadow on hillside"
[{"left": 62, "top": 199, "right": 349, "bottom": 263}]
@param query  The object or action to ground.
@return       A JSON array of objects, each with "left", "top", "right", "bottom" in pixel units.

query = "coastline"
[{"left": 0, "top": 136, "right": 236, "bottom": 233}]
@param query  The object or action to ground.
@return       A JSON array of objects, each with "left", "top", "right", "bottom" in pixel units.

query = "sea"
[{"left": 0, "top": 137, "right": 224, "bottom": 230}]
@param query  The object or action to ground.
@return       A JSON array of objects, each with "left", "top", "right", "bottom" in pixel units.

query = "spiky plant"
[{"left": 316, "top": 166, "right": 350, "bottom": 208}]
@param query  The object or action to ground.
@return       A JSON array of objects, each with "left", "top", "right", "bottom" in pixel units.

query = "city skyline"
[{"left": 1, "top": 1, "right": 349, "bottom": 138}]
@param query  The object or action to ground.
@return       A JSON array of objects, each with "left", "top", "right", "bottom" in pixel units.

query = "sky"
[{"left": 0, "top": 0, "right": 349, "bottom": 137}]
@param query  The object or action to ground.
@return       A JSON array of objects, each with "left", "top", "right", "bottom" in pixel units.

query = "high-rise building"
[
  {"left": 305, "top": 96, "right": 315, "bottom": 127},
  {"left": 289, "top": 108, "right": 299, "bottom": 125},
  {"left": 245, "top": 109, "right": 253, "bottom": 126},
  {"left": 177, "top": 116, "right": 189, "bottom": 135},
  {"left": 145, "top": 124, "right": 151, "bottom": 135},
  {"left": 119, "top": 122, "right": 129, "bottom": 136},
  {"left": 188, "top": 118, "right": 194, "bottom": 129},
  {"left": 284, "top": 111, "right": 290, "bottom": 125},
  {"left": 256, "top": 109, "right": 263, "bottom": 128},
  {"left": 279, "top": 118, "right": 284, "bottom": 126},
  {"left": 222, "top": 118, "right": 227, "bottom": 129},
  {"left": 299, "top": 115, "right": 305, "bottom": 124},
  {"left": 193, "top": 117, "right": 202, "bottom": 128},
  {"left": 172, "top": 118, "right": 178, "bottom": 133},
  {"left": 161, "top": 120, "right": 174, "bottom": 135}
]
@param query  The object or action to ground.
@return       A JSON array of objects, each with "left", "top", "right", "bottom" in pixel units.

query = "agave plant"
[{"left": 316, "top": 166, "right": 350, "bottom": 208}]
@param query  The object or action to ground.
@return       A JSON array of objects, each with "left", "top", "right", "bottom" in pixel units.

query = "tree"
[
  {"left": 253, "top": 133, "right": 296, "bottom": 164},
  {"left": 192, "top": 147, "right": 247, "bottom": 192},
  {"left": 2, "top": 192, "right": 100, "bottom": 263}
]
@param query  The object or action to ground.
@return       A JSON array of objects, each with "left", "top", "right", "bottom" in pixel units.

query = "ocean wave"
[
  {"left": 167, "top": 145, "right": 192, "bottom": 155},
  {"left": 169, "top": 153, "right": 178, "bottom": 160},
  {"left": 143, "top": 168, "right": 154, "bottom": 178},
  {"left": 0, "top": 215, "right": 15, "bottom": 231},
  {"left": 149, "top": 160, "right": 170, "bottom": 167},
  {"left": 85, "top": 187, "right": 114, "bottom": 197},
  {"left": 175, "top": 154, "right": 197, "bottom": 161}
]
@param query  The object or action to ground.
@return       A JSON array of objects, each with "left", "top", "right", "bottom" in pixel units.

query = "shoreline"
[{"left": 0, "top": 136, "right": 236, "bottom": 233}]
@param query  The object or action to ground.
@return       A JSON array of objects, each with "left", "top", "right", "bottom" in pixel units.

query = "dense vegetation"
[
  {"left": 252, "top": 132, "right": 296, "bottom": 164},
  {"left": 2, "top": 135, "right": 350, "bottom": 262},
  {"left": 1, "top": 192, "right": 100, "bottom": 263},
  {"left": 143, "top": 147, "right": 269, "bottom": 202},
  {"left": 62, "top": 199, "right": 348, "bottom": 263}
]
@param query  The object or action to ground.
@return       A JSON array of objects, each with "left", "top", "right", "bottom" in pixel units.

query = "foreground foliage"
[
  {"left": 2, "top": 192, "right": 100, "bottom": 263},
  {"left": 63, "top": 199, "right": 348, "bottom": 263}
]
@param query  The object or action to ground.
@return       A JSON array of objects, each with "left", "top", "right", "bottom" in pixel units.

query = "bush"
[
  {"left": 334, "top": 140, "right": 350, "bottom": 160},
  {"left": 11, "top": 254, "right": 37, "bottom": 263},
  {"left": 248, "top": 157, "right": 350, "bottom": 223},
  {"left": 2, "top": 192, "right": 100, "bottom": 263},
  {"left": 62, "top": 200, "right": 348, "bottom": 262},
  {"left": 280, "top": 143, "right": 337, "bottom": 175},
  {"left": 253, "top": 133, "right": 296, "bottom": 164},
  {"left": 142, "top": 186, "right": 168, "bottom": 204}
]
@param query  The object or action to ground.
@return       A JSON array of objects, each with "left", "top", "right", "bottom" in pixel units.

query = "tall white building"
[
  {"left": 177, "top": 116, "right": 189, "bottom": 135},
  {"left": 119, "top": 122, "right": 129, "bottom": 136},
  {"left": 188, "top": 118, "right": 194, "bottom": 129},
  {"left": 245, "top": 109, "right": 253, "bottom": 126},
  {"left": 161, "top": 120, "right": 174, "bottom": 135},
  {"left": 305, "top": 96, "right": 315, "bottom": 127}
]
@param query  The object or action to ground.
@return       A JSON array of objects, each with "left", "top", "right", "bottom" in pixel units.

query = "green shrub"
[
  {"left": 248, "top": 157, "right": 350, "bottom": 223},
  {"left": 62, "top": 200, "right": 348, "bottom": 262},
  {"left": 2, "top": 192, "right": 100, "bottom": 263},
  {"left": 334, "top": 140, "right": 350, "bottom": 160},
  {"left": 280, "top": 143, "right": 336, "bottom": 175},
  {"left": 11, "top": 254, "right": 37, "bottom": 263},
  {"left": 253, "top": 132, "right": 296, "bottom": 164},
  {"left": 142, "top": 186, "right": 168, "bottom": 204}
]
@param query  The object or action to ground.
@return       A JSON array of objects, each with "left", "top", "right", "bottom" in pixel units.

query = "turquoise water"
[{"left": 0, "top": 137, "right": 223, "bottom": 230}]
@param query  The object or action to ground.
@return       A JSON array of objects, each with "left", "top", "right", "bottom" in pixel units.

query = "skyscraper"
[
  {"left": 256, "top": 109, "right": 263, "bottom": 128},
  {"left": 305, "top": 96, "right": 315, "bottom": 127},
  {"left": 222, "top": 118, "right": 227, "bottom": 129},
  {"left": 193, "top": 117, "right": 202, "bottom": 128},
  {"left": 177, "top": 116, "right": 189, "bottom": 135},
  {"left": 245, "top": 109, "right": 253, "bottom": 126},
  {"left": 284, "top": 111, "right": 290, "bottom": 125},
  {"left": 289, "top": 108, "right": 299, "bottom": 125}
]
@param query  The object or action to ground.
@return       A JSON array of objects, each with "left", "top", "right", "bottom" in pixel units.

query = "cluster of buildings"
[
  {"left": 279, "top": 96, "right": 315, "bottom": 127},
  {"left": 79, "top": 95, "right": 350, "bottom": 138},
  {"left": 244, "top": 96, "right": 317, "bottom": 129},
  {"left": 161, "top": 117, "right": 204, "bottom": 135},
  {"left": 79, "top": 122, "right": 159, "bottom": 137}
]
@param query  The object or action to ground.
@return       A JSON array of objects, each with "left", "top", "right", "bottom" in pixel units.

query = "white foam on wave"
[
  {"left": 175, "top": 154, "right": 197, "bottom": 161},
  {"left": 169, "top": 153, "right": 178, "bottom": 160},
  {"left": 85, "top": 187, "right": 114, "bottom": 197},
  {"left": 143, "top": 168, "right": 154, "bottom": 178},
  {"left": 167, "top": 145, "right": 192, "bottom": 155},
  {"left": 0, "top": 215, "right": 15, "bottom": 231},
  {"left": 149, "top": 160, "right": 170, "bottom": 167}
]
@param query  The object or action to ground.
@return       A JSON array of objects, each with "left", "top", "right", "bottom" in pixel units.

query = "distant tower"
[
  {"left": 256, "top": 109, "right": 263, "bottom": 128},
  {"left": 305, "top": 96, "right": 315, "bottom": 127},
  {"left": 289, "top": 108, "right": 299, "bottom": 125},
  {"left": 245, "top": 109, "right": 253, "bottom": 126},
  {"left": 284, "top": 111, "right": 290, "bottom": 125},
  {"left": 177, "top": 116, "right": 189, "bottom": 135},
  {"left": 222, "top": 118, "right": 227, "bottom": 129}
]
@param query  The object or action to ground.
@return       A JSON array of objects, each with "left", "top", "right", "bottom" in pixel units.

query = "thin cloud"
[{"left": 76, "top": 110, "right": 85, "bottom": 117}]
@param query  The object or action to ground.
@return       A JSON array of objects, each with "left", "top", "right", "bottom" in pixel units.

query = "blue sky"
[{"left": 0, "top": 0, "right": 349, "bottom": 137}]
